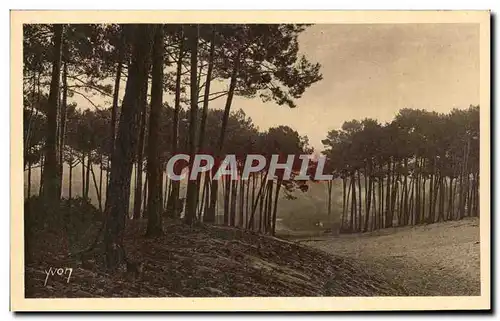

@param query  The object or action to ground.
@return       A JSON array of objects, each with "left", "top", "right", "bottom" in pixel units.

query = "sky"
[
  {"left": 224, "top": 23, "right": 480, "bottom": 151},
  {"left": 72, "top": 23, "right": 480, "bottom": 152}
]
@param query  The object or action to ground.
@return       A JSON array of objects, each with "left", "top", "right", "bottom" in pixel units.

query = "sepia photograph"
[{"left": 10, "top": 10, "right": 490, "bottom": 311}]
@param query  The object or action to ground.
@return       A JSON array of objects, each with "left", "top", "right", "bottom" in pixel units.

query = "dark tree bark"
[
  {"left": 230, "top": 180, "right": 238, "bottom": 226},
  {"left": 105, "top": 25, "right": 124, "bottom": 204},
  {"left": 223, "top": 178, "right": 230, "bottom": 225},
  {"left": 206, "top": 49, "right": 241, "bottom": 223},
  {"left": 271, "top": 178, "right": 282, "bottom": 236},
  {"left": 68, "top": 161, "right": 73, "bottom": 200},
  {"left": 85, "top": 154, "right": 91, "bottom": 199},
  {"left": 166, "top": 28, "right": 184, "bottom": 218},
  {"left": 327, "top": 180, "right": 333, "bottom": 216},
  {"left": 145, "top": 26, "right": 165, "bottom": 236},
  {"left": 58, "top": 58, "right": 68, "bottom": 198},
  {"left": 41, "top": 24, "right": 63, "bottom": 209},
  {"left": 104, "top": 24, "right": 153, "bottom": 271},
  {"left": 185, "top": 24, "right": 200, "bottom": 225},
  {"left": 133, "top": 59, "right": 150, "bottom": 220}
]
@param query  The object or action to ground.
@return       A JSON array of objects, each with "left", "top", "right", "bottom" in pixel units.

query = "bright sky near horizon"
[
  {"left": 231, "top": 23, "right": 479, "bottom": 151},
  {"left": 71, "top": 23, "right": 480, "bottom": 152}
]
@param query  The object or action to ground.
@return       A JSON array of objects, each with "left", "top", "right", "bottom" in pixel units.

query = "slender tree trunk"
[
  {"left": 142, "top": 175, "right": 148, "bottom": 216},
  {"left": 90, "top": 165, "right": 102, "bottom": 212},
  {"left": 341, "top": 177, "right": 346, "bottom": 230},
  {"left": 68, "top": 163, "right": 73, "bottom": 200},
  {"left": 206, "top": 49, "right": 241, "bottom": 223},
  {"left": 184, "top": 25, "right": 201, "bottom": 225},
  {"left": 58, "top": 59, "right": 68, "bottom": 198},
  {"left": 98, "top": 156, "right": 103, "bottom": 210},
  {"left": 239, "top": 177, "right": 245, "bottom": 228},
  {"left": 198, "top": 177, "right": 207, "bottom": 219},
  {"left": 371, "top": 179, "right": 377, "bottom": 231},
  {"left": 351, "top": 174, "right": 356, "bottom": 232},
  {"left": 327, "top": 180, "right": 333, "bottom": 216},
  {"left": 271, "top": 178, "right": 282, "bottom": 236},
  {"left": 378, "top": 170, "right": 385, "bottom": 229},
  {"left": 357, "top": 170, "right": 362, "bottom": 232},
  {"left": 223, "top": 177, "right": 230, "bottom": 225},
  {"left": 85, "top": 155, "right": 91, "bottom": 199},
  {"left": 80, "top": 154, "right": 85, "bottom": 197},
  {"left": 39, "top": 156, "right": 44, "bottom": 196},
  {"left": 409, "top": 177, "right": 415, "bottom": 225},
  {"left": 105, "top": 24, "right": 152, "bottom": 271},
  {"left": 385, "top": 161, "right": 392, "bottom": 228},
  {"left": 166, "top": 29, "right": 184, "bottom": 218},
  {"left": 133, "top": 74, "right": 150, "bottom": 220},
  {"left": 105, "top": 26, "right": 124, "bottom": 204},
  {"left": 195, "top": 27, "right": 216, "bottom": 219},
  {"left": 245, "top": 179, "right": 250, "bottom": 227},
  {"left": 247, "top": 170, "right": 269, "bottom": 230},
  {"left": 364, "top": 176, "right": 372, "bottom": 232},
  {"left": 230, "top": 180, "right": 238, "bottom": 226},
  {"left": 415, "top": 159, "right": 421, "bottom": 224},
  {"left": 41, "top": 24, "right": 63, "bottom": 208},
  {"left": 438, "top": 176, "right": 445, "bottom": 221}
]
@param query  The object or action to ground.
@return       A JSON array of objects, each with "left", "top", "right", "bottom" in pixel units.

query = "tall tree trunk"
[
  {"left": 351, "top": 174, "right": 356, "bottom": 232},
  {"left": 85, "top": 154, "right": 91, "bottom": 199},
  {"left": 271, "top": 178, "right": 282, "bottom": 236},
  {"left": 104, "top": 24, "right": 152, "bottom": 271},
  {"left": 223, "top": 178, "right": 230, "bottom": 225},
  {"left": 81, "top": 153, "right": 85, "bottom": 198},
  {"left": 378, "top": 170, "right": 385, "bottom": 229},
  {"left": 247, "top": 171, "right": 268, "bottom": 230},
  {"left": 206, "top": 49, "right": 241, "bottom": 223},
  {"left": 385, "top": 161, "right": 392, "bottom": 228},
  {"left": 105, "top": 25, "right": 124, "bottom": 204},
  {"left": 364, "top": 176, "right": 372, "bottom": 232},
  {"left": 198, "top": 177, "right": 207, "bottom": 219},
  {"left": 327, "top": 180, "right": 333, "bottom": 216},
  {"left": 239, "top": 177, "right": 245, "bottom": 228},
  {"left": 415, "top": 159, "right": 421, "bottom": 224},
  {"left": 258, "top": 179, "right": 265, "bottom": 233},
  {"left": 403, "top": 158, "right": 409, "bottom": 225},
  {"left": 142, "top": 175, "right": 148, "bottom": 217},
  {"left": 133, "top": 68, "right": 150, "bottom": 220},
  {"left": 371, "top": 179, "right": 377, "bottom": 231},
  {"left": 230, "top": 180, "right": 238, "bottom": 226},
  {"left": 90, "top": 165, "right": 102, "bottom": 212},
  {"left": 357, "top": 170, "right": 362, "bottom": 232},
  {"left": 344, "top": 176, "right": 351, "bottom": 232},
  {"left": 39, "top": 156, "right": 44, "bottom": 196},
  {"left": 98, "top": 156, "right": 103, "bottom": 210},
  {"left": 41, "top": 24, "right": 63, "bottom": 209},
  {"left": 184, "top": 25, "right": 200, "bottom": 225},
  {"left": 438, "top": 176, "right": 445, "bottom": 221},
  {"left": 447, "top": 177, "right": 454, "bottom": 220},
  {"left": 166, "top": 29, "right": 184, "bottom": 219},
  {"left": 196, "top": 27, "right": 216, "bottom": 221},
  {"left": 245, "top": 179, "right": 250, "bottom": 226},
  {"left": 58, "top": 59, "right": 68, "bottom": 198},
  {"left": 68, "top": 163, "right": 73, "bottom": 200},
  {"left": 341, "top": 177, "right": 346, "bottom": 230}
]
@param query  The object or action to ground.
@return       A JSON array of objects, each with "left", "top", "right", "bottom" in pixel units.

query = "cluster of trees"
[
  {"left": 322, "top": 106, "right": 480, "bottom": 233},
  {"left": 23, "top": 23, "right": 322, "bottom": 269}
]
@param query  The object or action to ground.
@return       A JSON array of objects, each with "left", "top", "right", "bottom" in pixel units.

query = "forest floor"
[
  {"left": 25, "top": 219, "right": 407, "bottom": 298},
  {"left": 298, "top": 217, "right": 481, "bottom": 296}
]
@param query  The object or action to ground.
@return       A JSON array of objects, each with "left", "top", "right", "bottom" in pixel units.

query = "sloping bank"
[{"left": 25, "top": 220, "right": 407, "bottom": 297}]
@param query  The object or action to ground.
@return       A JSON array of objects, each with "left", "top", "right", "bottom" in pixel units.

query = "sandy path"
[{"left": 300, "top": 218, "right": 480, "bottom": 296}]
